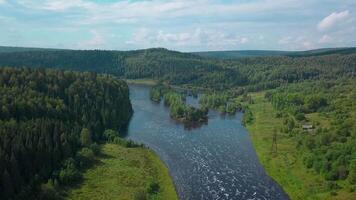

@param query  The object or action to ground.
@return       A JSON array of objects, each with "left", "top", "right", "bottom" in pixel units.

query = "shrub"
[
  {"left": 58, "top": 158, "right": 81, "bottom": 184},
  {"left": 295, "top": 112, "right": 305, "bottom": 121},
  {"left": 103, "top": 129, "right": 119, "bottom": 142},
  {"left": 76, "top": 148, "right": 95, "bottom": 168},
  {"left": 80, "top": 128, "right": 92, "bottom": 147},
  {"left": 38, "top": 180, "right": 61, "bottom": 200},
  {"left": 90, "top": 143, "right": 101, "bottom": 155},
  {"left": 147, "top": 180, "right": 160, "bottom": 194}
]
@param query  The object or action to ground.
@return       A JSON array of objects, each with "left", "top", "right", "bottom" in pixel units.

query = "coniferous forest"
[{"left": 0, "top": 67, "right": 132, "bottom": 199}]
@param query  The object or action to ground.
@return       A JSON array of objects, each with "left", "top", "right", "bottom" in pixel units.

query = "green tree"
[
  {"left": 349, "top": 159, "right": 356, "bottom": 184},
  {"left": 80, "top": 128, "right": 92, "bottom": 147}
]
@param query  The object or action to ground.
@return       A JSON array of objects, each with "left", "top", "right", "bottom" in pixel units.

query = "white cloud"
[
  {"left": 127, "top": 27, "right": 249, "bottom": 50},
  {"left": 4, "top": 0, "right": 356, "bottom": 50},
  {"left": 15, "top": 0, "right": 304, "bottom": 25},
  {"left": 278, "top": 36, "right": 293, "bottom": 45},
  {"left": 319, "top": 34, "right": 333, "bottom": 44},
  {"left": 0, "top": 0, "right": 7, "bottom": 6},
  {"left": 278, "top": 36, "right": 315, "bottom": 50},
  {"left": 240, "top": 37, "right": 249, "bottom": 44},
  {"left": 17, "top": 0, "right": 94, "bottom": 11},
  {"left": 318, "top": 10, "right": 350, "bottom": 31},
  {"left": 77, "top": 30, "right": 105, "bottom": 49}
]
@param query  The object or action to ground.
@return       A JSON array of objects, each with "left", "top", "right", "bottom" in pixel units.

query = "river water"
[{"left": 126, "top": 84, "right": 289, "bottom": 200}]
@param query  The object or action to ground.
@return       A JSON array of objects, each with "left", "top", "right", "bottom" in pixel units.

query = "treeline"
[
  {"left": 199, "top": 89, "right": 253, "bottom": 115},
  {"left": 1, "top": 48, "right": 354, "bottom": 91},
  {"left": 0, "top": 67, "right": 132, "bottom": 199},
  {"left": 265, "top": 79, "right": 356, "bottom": 185},
  {"left": 0, "top": 48, "right": 247, "bottom": 89},
  {"left": 150, "top": 84, "right": 208, "bottom": 124}
]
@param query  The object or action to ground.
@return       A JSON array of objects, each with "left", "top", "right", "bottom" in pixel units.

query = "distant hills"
[
  {"left": 193, "top": 47, "right": 356, "bottom": 59},
  {"left": 0, "top": 45, "right": 355, "bottom": 90},
  {"left": 1, "top": 46, "right": 356, "bottom": 58},
  {"left": 0, "top": 46, "right": 62, "bottom": 53}
]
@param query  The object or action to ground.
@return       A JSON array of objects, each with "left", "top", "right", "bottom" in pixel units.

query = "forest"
[
  {"left": 150, "top": 84, "right": 208, "bottom": 124},
  {"left": 0, "top": 67, "right": 133, "bottom": 199},
  {"left": 1, "top": 47, "right": 354, "bottom": 91}
]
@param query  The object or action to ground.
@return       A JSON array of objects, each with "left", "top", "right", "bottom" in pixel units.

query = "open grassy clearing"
[{"left": 65, "top": 144, "right": 178, "bottom": 200}]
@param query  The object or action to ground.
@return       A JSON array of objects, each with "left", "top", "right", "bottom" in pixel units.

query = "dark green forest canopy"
[
  {"left": 0, "top": 47, "right": 355, "bottom": 90},
  {"left": 0, "top": 67, "right": 132, "bottom": 199}
]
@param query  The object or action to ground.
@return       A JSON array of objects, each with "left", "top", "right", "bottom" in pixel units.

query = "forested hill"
[
  {"left": 0, "top": 67, "right": 132, "bottom": 199},
  {"left": 194, "top": 47, "right": 356, "bottom": 59},
  {"left": 0, "top": 46, "right": 61, "bottom": 53},
  {"left": 0, "top": 46, "right": 355, "bottom": 90}
]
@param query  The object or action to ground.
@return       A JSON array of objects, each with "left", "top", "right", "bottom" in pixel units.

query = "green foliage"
[
  {"left": 149, "top": 84, "right": 169, "bottom": 102},
  {"left": 295, "top": 113, "right": 306, "bottom": 121},
  {"left": 147, "top": 180, "right": 160, "bottom": 194},
  {"left": 349, "top": 160, "right": 356, "bottom": 184},
  {"left": 266, "top": 79, "right": 356, "bottom": 184},
  {"left": 2, "top": 47, "right": 354, "bottom": 91},
  {"left": 89, "top": 143, "right": 101, "bottom": 156},
  {"left": 200, "top": 92, "right": 244, "bottom": 114},
  {"left": 242, "top": 107, "right": 254, "bottom": 126},
  {"left": 80, "top": 128, "right": 92, "bottom": 147},
  {"left": 76, "top": 148, "right": 95, "bottom": 168},
  {"left": 149, "top": 85, "right": 208, "bottom": 124},
  {"left": 0, "top": 67, "right": 132, "bottom": 199},
  {"left": 58, "top": 158, "right": 81, "bottom": 184},
  {"left": 38, "top": 180, "right": 61, "bottom": 200},
  {"left": 103, "top": 129, "right": 119, "bottom": 142}
]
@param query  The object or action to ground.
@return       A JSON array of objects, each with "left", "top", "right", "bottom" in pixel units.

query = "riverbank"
[
  {"left": 124, "top": 79, "right": 158, "bottom": 86},
  {"left": 65, "top": 144, "right": 178, "bottom": 200},
  {"left": 246, "top": 92, "right": 356, "bottom": 200}
]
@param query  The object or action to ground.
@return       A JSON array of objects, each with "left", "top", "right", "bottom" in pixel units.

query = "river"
[{"left": 126, "top": 84, "right": 289, "bottom": 200}]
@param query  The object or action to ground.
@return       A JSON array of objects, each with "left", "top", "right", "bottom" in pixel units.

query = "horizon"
[
  {"left": 0, "top": 0, "right": 355, "bottom": 51},
  {"left": 1, "top": 44, "right": 355, "bottom": 53}
]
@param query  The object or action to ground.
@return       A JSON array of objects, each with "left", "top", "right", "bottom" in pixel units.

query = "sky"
[{"left": 0, "top": 0, "right": 355, "bottom": 51}]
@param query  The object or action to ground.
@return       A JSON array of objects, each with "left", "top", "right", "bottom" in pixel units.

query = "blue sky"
[{"left": 0, "top": 0, "right": 355, "bottom": 51}]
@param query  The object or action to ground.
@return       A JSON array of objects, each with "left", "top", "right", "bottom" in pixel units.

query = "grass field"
[
  {"left": 246, "top": 92, "right": 356, "bottom": 200},
  {"left": 65, "top": 144, "right": 178, "bottom": 200},
  {"left": 124, "top": 79, "right": 158, "bottom": 86}
]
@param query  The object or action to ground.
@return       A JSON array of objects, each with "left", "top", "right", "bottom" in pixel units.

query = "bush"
[
  {"left": 76, "top": 148, "right": 95, "bottom": 168},
  {"left": 90, "top": 143, "right": 101, "bottom": 155},
  {"left": 348, "top": 159, "right": 356, "bottom": 184},
  {"left": 38, "top": 180, "right": 61, "bottom": 200},
  {"left": 295, "top": 112, "right": 305, "bottom": 121},
  {"left": 147, "top": 180, "right": 160, "bottom": 194},
  {"left": 58, "top": 158, "right": 81, "bottom": 184},
  {"left": 103, "top": 129, "right": 119, "bottom": 142},
  {"left": 326, "top": 181, "right": 340, "bottom": 190},
  {"left": 80, "top": 128, "right": 92, "bottom": 147}
]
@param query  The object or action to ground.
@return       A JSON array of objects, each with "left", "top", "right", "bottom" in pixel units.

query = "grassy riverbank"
[
  {"left": 65, "top": 144, "right": 178, "bottom": 200},
  {"left": 246, "top": 92, "right": 356, "bottom": 200},
  {"left": 124, "top": 79, "right": 158, "bottom": 86}
]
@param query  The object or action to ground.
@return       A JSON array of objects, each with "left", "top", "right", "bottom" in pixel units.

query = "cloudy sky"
[{"left": 0, "top": 0, "right": 355, "bottom": 51}]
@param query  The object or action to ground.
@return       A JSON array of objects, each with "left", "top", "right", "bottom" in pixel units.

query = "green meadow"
[{"left": 65, "top": 144, "right": 178, "bottom": 200}]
